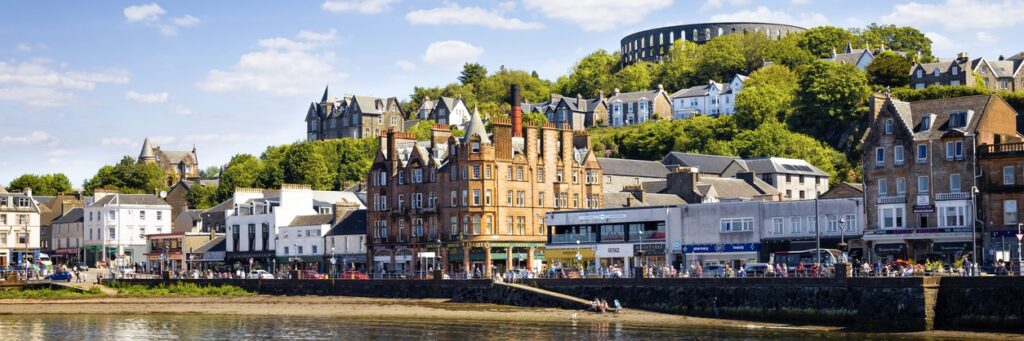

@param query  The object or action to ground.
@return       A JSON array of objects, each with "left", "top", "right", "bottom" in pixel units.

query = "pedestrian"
[{"left": 73, "top": 268, "right": 80, "bottom": 283}]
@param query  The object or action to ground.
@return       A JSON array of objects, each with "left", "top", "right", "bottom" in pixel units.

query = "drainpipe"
[{"left": 972, "top": 135, "right": 984, "bottom": 265}]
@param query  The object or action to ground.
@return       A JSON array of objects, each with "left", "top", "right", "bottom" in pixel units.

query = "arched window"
[
  {"left": 659, "top": 32, "right": 664, "bottom": 45},
  {"left": 692, "top": 29, "right": 698, "bottom": 41},
  {"left": 641, "top": 38, "right": 645, "bottom": 48},
  {"left": 717, "top": 27, "right": 723, "bottom": 37},
  {"left": 765, "top": 28, "right": 771, "bottom": 38},
  {"left": 704, "top": 28, "right": 711, "bottom": 40},
  {"left": 669, "top": 31, "right": 674, "bottom": 42},
  {"left": 680, "top": 30, "right": 685, "bottom": 41},
  {"left": 649, "top": 35, "right": 654, "bottom": 46}
]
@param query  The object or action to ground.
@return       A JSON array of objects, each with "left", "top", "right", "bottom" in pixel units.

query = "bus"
[{"left": 770, "top": 249, "right": 843, "bottom": 271}]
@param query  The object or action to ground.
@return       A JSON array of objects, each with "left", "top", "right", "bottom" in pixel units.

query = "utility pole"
[{"left": 815, "top": 182, "right": 821, "bottom": 265}]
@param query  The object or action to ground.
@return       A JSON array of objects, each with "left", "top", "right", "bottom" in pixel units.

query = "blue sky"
[{"left": 1, "top": 0, "right": 1022, "bottom": 187}]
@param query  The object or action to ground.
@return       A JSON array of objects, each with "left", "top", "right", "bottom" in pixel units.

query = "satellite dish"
[{"left": 159, "top": 191, "right": 168, "bottom": 199}]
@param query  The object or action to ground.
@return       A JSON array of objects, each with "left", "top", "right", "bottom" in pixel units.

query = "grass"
[
  {"left": 0, "top": 286, "right": 104, "bottom": 300},
  {"left": 106, "top": 282, "right": 254, "bottom": 297}
]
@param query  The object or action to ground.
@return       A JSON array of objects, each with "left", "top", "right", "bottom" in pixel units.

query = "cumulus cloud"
[
  {"left": 297, "top": 29, "right": 337, "bottom": 42},
  {"left": 101, "top": 137, "right": 133, "bottom": 146},
  {"left": 322, "top": 0, "right": 398, "bottom": 14},
  {"left": 883, "top": 0, "right": 1024, "bottom": 30},
  {"left": 197, "top": 29, "right": 347, "bottom": 96},
  {"left": 1, "top": 131, "right": 59, "bottom": 146},
  {"left": 395, "top": 60, "right": 417, "bottom": 71},
  {"left": 701, "top": 0, "right": 751, "bottom": 11},
  {"left": 124, "top": 3, "right": 200, "bottom": 36},
  {"left": 125, "top": 90, "right": 169, "bottom": 103},
  {"left": 421, "top": 40, "right": 484, "bottom": 69},
  {"left": 0, "top": 59, "right": 130, "bottom": 108},
  {"left": 124, "top": 3, "right": 165, "bottom": 22},
  {"left": 925, "top": 32, "right": 960, "bottom": 56},
  {"left": 406, "top": 4, "right": 544, "bottom": 30},
  {"left": 975, "top": 31, "right": 999, "bottom": 44},
  {"left": 523, "top": 0, "right": 672, "bottom": 32},
  {"left": 709, "top": 6, "right": 829, "bottom": 28}
]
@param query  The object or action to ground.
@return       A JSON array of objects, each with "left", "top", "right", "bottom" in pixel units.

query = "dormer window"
[
  {"left": 472, "top": 142, "right": 480, "bottom": 153},
  {"left": 884, "top": 119, "right": 894, "bottom": 134},
  {"left": 949, "top": 112, "right": 967, "bottom": 128},
  {"left": 933, "top": 68, "right": 940, "bottom": 77},
  {"left": 920, "top": 115, "right": 932, "bottom": 131},
  {"left": 951, "top": 66, "right": 959, "bottom": 75},
  {"left": 916, "top": 69, "right": 923, "bottom": 78}
]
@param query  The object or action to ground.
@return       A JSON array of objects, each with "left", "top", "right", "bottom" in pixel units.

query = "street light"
[
  {"left": 1017, "top": 223, "right": 1023, "bottom": 276},
  {"left": 971, "top": 186, "right": 979, "bottom": 268},
  {"left": 837, "top": 218, "right": 847, "bottom": 264},
  {"left": 331, "top": 247, "right": 336, "bottom": 279}
]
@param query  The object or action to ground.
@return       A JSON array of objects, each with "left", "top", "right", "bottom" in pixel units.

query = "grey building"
[
  {"left": 661, "top": 152, "right": 829, "bottom": 200},
  {"left": 598, "top": 157, "right": 671, "bottom": 193},
  {"left": 50, "top": 207, "right": 84, "bottom": 265}
]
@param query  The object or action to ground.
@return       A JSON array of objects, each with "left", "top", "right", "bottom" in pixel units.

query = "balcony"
[
  {"left": 979, "top": 142, "right": 1024, "bottom": 158},
  {"left": 935, "top": 192, "right": 970, "bottom": 201},
  {"left": 876, "top": 195, "right": 907, "bottom": 204}
]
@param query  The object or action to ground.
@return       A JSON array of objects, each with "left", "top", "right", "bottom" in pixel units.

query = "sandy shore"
[{"left": 0, "top": 296, "right": 1020, "bottom": 340}]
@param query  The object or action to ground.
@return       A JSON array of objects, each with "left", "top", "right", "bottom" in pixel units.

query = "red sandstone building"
[{"left": 366, "top": 86, "right": 603, "bottom": 277}]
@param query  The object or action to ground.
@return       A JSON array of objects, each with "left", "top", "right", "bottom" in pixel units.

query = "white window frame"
[
  {"left": 1004, "top": 200, "right": 1018, "bottom": 225},
  {"left": 918, "top": 176, "right": 929, "bottom": 194},
  {"left": 894, "top": 146, "right": 904, "bottom": 165},
  {"left": 1004, "top": 165, "right": 1016, "bottom": 185}
]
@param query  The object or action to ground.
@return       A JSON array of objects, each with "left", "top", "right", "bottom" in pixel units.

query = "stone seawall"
[{"left": 111, "top": 277, "right": 1024, "bottom": 333}]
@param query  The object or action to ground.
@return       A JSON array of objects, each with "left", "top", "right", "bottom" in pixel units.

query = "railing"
[
  {"left": 876, "top": 195, "right": 907, "bottom": 204},
  {"left": 935, "top": 192, "right": 970, "bottom": 201},
  {"left": 979, "top": 142, "right": 1024, "bottom": 156}
]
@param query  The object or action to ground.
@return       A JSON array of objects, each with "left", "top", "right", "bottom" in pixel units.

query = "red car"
[
  {"left": 300, "top": 270, "right": 324, "bottom": 279},
  {"left": 339, "top": 270, "right": 369, "bottom": 280}
]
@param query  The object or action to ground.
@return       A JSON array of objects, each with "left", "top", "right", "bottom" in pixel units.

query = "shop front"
[
  {"left": 543, "top": 247, "right": 595, "bottom": 270},
  {"left": 52, "top": 248, "right": 82, "bottom": 266},
  {"left": 595, "top": 243, "right": 632, "bottom": 272},
  {"left": 224, "top": 251, "right": 276, "bottom": 272},
  {"left": 863, "top": 227, "right": 974, "bottom": 263},
  {"left": 988, "top": 230, "right": 1023, "bottom": 265},
  {"left": 682, "top": 243, "right": 760, "bottom": 269}
]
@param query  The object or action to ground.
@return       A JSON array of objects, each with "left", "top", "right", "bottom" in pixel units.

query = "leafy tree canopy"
[
  {"left": 83, "top": 156, "right": 168, "bottom": 195},
  {"left": 7, "top": 173, "right": 73, "bottom": 196},
  {"left": 866, "top": 51, "right": 913, "bottom": 88}
]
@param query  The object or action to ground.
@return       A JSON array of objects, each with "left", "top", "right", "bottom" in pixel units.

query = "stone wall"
[{"left": 934, "top": 276, "right": 1024, "bottom": 330}]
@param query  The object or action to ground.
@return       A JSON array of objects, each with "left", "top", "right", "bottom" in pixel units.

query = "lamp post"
[
  {"left": 837, "top": 218, "right": 847, "bottom": 264},
  {"left": 575, "top": 239, "right": 581, "bottom": 269},
  {"left": 971, "top": 186, "right": 979, "bottom": 267},
  {"left": 331, "top": 247, "right": 336, "bottom": 279},
  {"left": 815, "top": 182, "right": 821, "bottom": 265},
  {"left": 1017, "top": 223, "right": 1023, "bottom": 276}
]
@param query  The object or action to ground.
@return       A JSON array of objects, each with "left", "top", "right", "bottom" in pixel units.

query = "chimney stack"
[{"left": 510, "top": 85, "right": 523, "bottom": 137}]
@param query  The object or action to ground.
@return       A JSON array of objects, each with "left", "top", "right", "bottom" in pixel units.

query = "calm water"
[{"left": 0, "top": 315, "right": 962, "bottom": 340}]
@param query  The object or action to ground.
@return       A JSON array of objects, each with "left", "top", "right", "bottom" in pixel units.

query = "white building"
[
  {"left": 224, "top": 184, "right": 364, "bottom": 271},
  {"left": 671, "top": 75, "right": 746, "bottom": 118},
  {"left": 0, "top": 190, "right": 42, "bottom": 267},
  {"left": 324, "top": 208, "right": 367, "bottom": 271},
  {"left": 82, "top": 191, "right": 172, "bottom": 267},
  {"left": 276, "top": 214, "right": 332, "bottom": 272}
]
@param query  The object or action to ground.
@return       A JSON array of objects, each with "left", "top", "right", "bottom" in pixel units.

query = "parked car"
[
  {"left": 702, "top": 265, "right": 725, "bottom": 278},
  {"left": 48, "top": 271, "right": 73, "bottom": 282},
  {"left": 74, "top": 262, "right": 89, "bottom": 272},
  {"left": 743, "top": 263, "right": 773, "bottom": 277},
  {"left": 506, "top": 268, "right": 532, "bottom": 279},
  {"left": 248, "top": 270, "right": 274, "bottom": 279},
  {"left": 339, "top": 270, "right": 369, "bottom": 280},
  {"left": 300, "top": 270, "right": 324, "bottom": 279}
]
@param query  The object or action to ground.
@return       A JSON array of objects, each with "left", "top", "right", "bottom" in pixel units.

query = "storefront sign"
[
  {"left": 916, "top": 195, "right": 930, "bottom": 206},
  {"left": 596, "top": 244, "right": 633, "bottom": 258},
  {"left": 873, "top": 243, "right": 907, "bottom": 255},
  {"left": 684, "top": 243, "right": 760, "bottom": 253},
  {"left": 633, "top": 243, "right": 665, "bottom": 253},
  {"left": 544, "top": 248, "right": 595, "bottom": 259},
  {"left": 912, "top": 205, "right": 935, "bottom": 213},
  {"left": 991, "top": 230, "right": 1020, "bottom": 238},
  {"left": 932, "top": 242, "right": 969, "bottom": 253},
  {"left": 576, "top": 213, "right": 628, "bottom": 221}
]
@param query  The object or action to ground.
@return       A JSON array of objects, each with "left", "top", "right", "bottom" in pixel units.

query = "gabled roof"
[
  {"left": 904, "top": 95, "right": 993, "bottom": 140},
  {"left": 192, "top": 236, "right": 225, "bottom": 253},
  {"left": 608, "top": 88, "right": 667, "bottom": 103},
  {"left": 597, "top": 157, "right": 670, "bottom": 178},
  {"left": 697, "top": 177, "right": 779, "bottom": 199},
  {"left": 288, "top": 214, "right": 334, "bottom": 227},
  {"left": 52, "top": 207, "right": 84, "bottom": 224},
  {"left": 89, "top": 194, "right": 170, "bottom": 207},
  {"left": 326, "top": 209, "right": 367, "bottom": 236},
  {"left": 352, "top": 95, "right": 383, "bottom": 115},
  {"left": 987, "top": 60, "right": 1019, "bottom": 78},
  {"left": 740, "top": 157, "right": 829, "bottom": 177},
  {"left": 662, "top": 152, "right": 743, "bottom": 175}
]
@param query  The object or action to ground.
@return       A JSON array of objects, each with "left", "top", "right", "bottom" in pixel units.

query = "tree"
[
  {"left": 458, "top": 63, "right": 487, "bottom": 86},
  {"left": 7, "top": 173, "right": 73, "bottom": 196},
  {"left": 407, "top": 119, "right": 438, "bottom": 140},
  {"left": 336, "top": 138, "right": 378, "bottom": 188},
  {"left": 866, "top": 51, "right": 912, "bottom": 88},
  {"left": 555, "top": 50, "right": 619, "bottom": 98},
  {"left": 734, "top": 65, "right": 799, "bottom": 129},
  {"left": 257, "top": 145, "right": 289, "bottom": 189},
  {"left": 727, "top": 122, "right": 853, "bottom": 184},
  {"left": 283, "top": 143, "right": 333, "bottom": 190},
  {"left": 216, "top": 154, "right": 262, "bottom": 201},
  {"left": 612, "top": 61, "right": 655, "bottom": 92},
  {"left": 185, "top": 183, "right": 219, "bottom": 209},
  {"left": 522, "top": 111, "right": 548, "bottom": 127},
  {"left": 798, "top": 26, "right": 855, "bottom": 58},
  {"left": 854, "top": 23, "right": 933, "bottom": 61},
  {"left": 83, "top": 156, "right": 167, "bottom": 195},
  {"left": 693, "top": 34, "right": 749, "bottom": 82},
  {"left": 199, "top": 166, "right": 221, "bottom": 179},
  {"left": 652, "top": 40, "right": 700, "bottom": 92},
  {"left": 764, "top": 32, "right": 816, "bottom": 69},
  {"left": 791, "top": 61, "right": 871, "bottom": 149}
]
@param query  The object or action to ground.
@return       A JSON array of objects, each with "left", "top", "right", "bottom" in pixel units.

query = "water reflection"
[{"left": 0, "top": 315, "right": 963, "bottom": 341}]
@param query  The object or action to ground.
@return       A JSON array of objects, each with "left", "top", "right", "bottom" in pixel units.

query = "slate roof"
[
  {"left": 662, "top": 152, "right": 743, "bottom": 175},
  {"left": 90, "top": 194, "right": 169, "bottom": 207},
  {"left": 326, "top": 210, "right": 367, "bottom": 236},
  {"left": 192, "top": 236, "right": 225, "bottom": 253},
  {"left": 608, "top": 88, "right": 662, "bottom": 103},
  {"left": 671, "top": 83, "right": 716, "bottom": 98},
  {"left": 205, "top": 198, "right": 235, "bottom": 214},
  {"left": 988, "top": 60, "right": 1021, "bottom": 77},
  {"left": 353, "top": 95, "right": 383, "bottom": 115},
  {"left": 289, "top": 214, "right": 334, "bottom": 227},
  {"left": 597, "top": 157, "right": 670, "bottom": 178},
  {"left": 462, "top": 107, "right": 491, "bottom": 144},
  {"left": 51, "top": 207, "right": 84, "bottom": 224},
  {"left": 894, "top": 94, "right": 994, "bottom": 140},
  {"left": 602, "top": 192, "right": 686, "bottom": 208},
  {"left": 741, "top": 157, "right": 829, "bottom": 177},
  {"left": 697, "top": 177, "right": 780, "bottom": 200}
]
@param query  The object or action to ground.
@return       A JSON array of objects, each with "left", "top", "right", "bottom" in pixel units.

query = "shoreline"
[{"left": 0, "top": 296, "right": 1020, "bottom": 340}]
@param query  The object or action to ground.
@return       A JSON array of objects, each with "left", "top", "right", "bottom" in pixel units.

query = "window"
[
  {"left": 413, "top": 168, "right": 423, "bottom": 183},
  {"left": 940, "top": 205, "right": 967, "bottom": 227},
  {"left": 516, "top": 166, "right": 524, "bottom": 181},
  {"left": 1004, "top": 200, "right": 1018, "bottom": 225},
  {"left": 485, "top": 216, "right": 492, "bottom": 234},
  {"left": 538, "top": 192, "right": 544, "bottom": 207},
  {"left": 918, "top": 176, "right": 929, "bottom": 194},
  {"left": 950, "top": 174, "right": 961, "bottom": 192},
  {"left": 951, "top": 66, "right": 959, "bottom": 75},
  {"left": 461, "top": 190, "right": 467, "bottom": 206},
  {"left": 507, "top": 167, "right": 513, "bottom": 180},
  {"left": 109, "top": 227, "right": 116, "bottom": 239},
  {"left": 921, "top": 115, "right": 931, "bottom": 130},
  {"left": 450, "top": 217, "right": 457, "bottom": 235},
  {"left": 827, "top": 215, "right": 838, "bottom": 232},
  {"left": 719, "top": 218, "right": 754, "bottom": 232},
  {"left": 485, "top": 189, "right": 492, "bottom": 206},
  {"left": 556, "top": 170, "right": 564, "bottom": 182},
  {"left": 790, "top": 216, "right": 802, "bottom": 233},
  {"left": 880, "top": 206, "right": 906, "bottom": 228},
  {"left": 537, "top": 168, "right": 544, "bottom": 183},
  {"left": 1004, "top": 166, "right": 1016, "bottom": 185},
  {"left": 139, "top": 210, "right": 146, "bottom": 220},
  {"left": 875, "top": 147, "right": 885, "bottom": 165},
  {"left": 945, "top": 141, "right": 963, "bottom": 160},
  {"left": 398, "top": 170, "right": 405, "bottom": 184},
  {"left": 772, "top": 217, "right": 784, "bottom": 234},
  {"left": 506, "top": 190, "right": 513, "bottom": 205},
  {"left": 471, "top": 216, "right": 481, "bottom": 235},
  {"left": 878, "top": 179, "right": 888, "bottom": 196},
  {"left": 516, "top": 191, "right": 526, "bottom": 207},
  {"left": 484, "top": 165, "right": 491, "bottom": 179},
  {"left": 896, "top": 177, "right": 906, "bottom": 195},
  {"left": 949, "top": 112, "right": 967, "bottom": 128},
  {"left": 894, "top": 146, "right": 904, "bottom": 165},
  {"left": 312, "top": 245, "right": 318, "bottom": 254},
  {"left": 472, "top": 165, "right": 480, "bottom": 179},
  {"left": 450, "top": 191, "right": 457, "bottom": 207},
  {"left": 156, "top": 211, "right": 162, "bottom": 221},
  {"left": 472, "top": 190, "right": 481, "bottom": 206},
  {"left": 884, "top": 119, "right": 893, "bottom": 134},
  {"left": 807, "top": 216, "right": 817, "bottom": 233},
  {"left": 916, "top": 69, "right": 923, "bottom": 78},
  {"left": 916, "top": 144, "right": 928, "bottom": 162}
]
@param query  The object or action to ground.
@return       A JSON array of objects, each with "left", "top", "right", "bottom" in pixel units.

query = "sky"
[{"left": 1, "top": 0, "right": 1023, "bottom": 187}]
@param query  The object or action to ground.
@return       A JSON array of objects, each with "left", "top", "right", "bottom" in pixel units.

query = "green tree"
[
  {"left": 798, "top": 26, "right": 855, "bottom": 58},
  {"left": 199, "top": 166, "right": 220, "bottom": 179},
  {"left": 652, "top": 40, "right": 700, "bottom": 91},
  {"left": 612, "top": 61, "right": 655, "bottom": 92},
  {"left": 336, "top": 138, "right": 378, "bottom": 188},
  {"left": 458, "top": 63, "right": 488, "bottom": 86},
  {"left": 866, "top": 51, "right": 912, "bottom": 88},
  {"left": 185, "top": 183, "right": 219, "bottom": 209},
  {"left": 282, "top": 143, "right": 333, "bottom": 190},
  {"left": 792, "top": 61, "right": 871, "bottom": 149},
  {"left": 407, "top": 119, "right": 438, "bottom": 140},
  {"left": 734, "top": 65, "right": 799, "bottom": 129},
  {"left": 7, "top": 173, "right": 73, "bottom": 196},
  {"left": 727, "top": 122, "right": 852, "bottom": 184},
  {"left": 216, "top": 154, "right": 262, "bottom": 201},
  {"left": 854, "top": 23, "right": 933, "bottom": 61},
  {"left": 763, "top": 32, "right": 816, "bottom": 69},
  {"left": 83, "top": 156, "right": 168, "bottom": 195},
  {"left": 555, "top": 50, "right": 619, "bottom": 98},
  {"left": 693, "top": 34, "right": 748, "bottom": 82},
  {"left": 257, "top": 145, "right": 289, "bottom": 189},
  {"left": 522, "top": 111, "right": 548, "bottom": 127}
]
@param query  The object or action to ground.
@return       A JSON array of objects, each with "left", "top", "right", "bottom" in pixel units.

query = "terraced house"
[
  {"left": 605, "top": 86, "right": 672, "bottom": 127},
  {"left": 305, "top": 86, "right": 406, "bottom": 141},
  {"left": 861, "top": 92, "right": 1022, "bottom": 264},
  {"left": 0, "top": 190, "right": 42, "bottom": 267},
  {"left": 366, "top": 86, "right": 603, "bottom": 277}
]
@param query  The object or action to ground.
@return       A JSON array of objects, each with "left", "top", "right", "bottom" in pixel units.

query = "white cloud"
[
  {"left": 197, "top": 30, "right": 347, "bottom": 96},
  {"left": 47, "top": 148, "right": 73, "bottom": 164},
  {"left": 883, "top": 0, "right": 1024, "bottom": 30},
  {"left": 1, "top": 131, "right": 59, "bottom": 146},
  {"left": 101, "top": 137, "right": 133, "bottom": 146},
  {"left": 125, "top": 90, "right": 169, "bottom": 103},
  {"left": 790, "top": 0, "right": 810, "bottom": 4},
  {"left": 150, "top": 136, "right": 176, "bottom": 144},
  {"left": 124, "top": 3, "right": 165, "bottom": 22},
  {"left": 171, "top": 15, "right": 200, "bottom": 27},
  {"left": 297, "top": 29, "right": 337, "bottom": 42},
  {"left": 16, "top": 44, "right": 32, "bottom": 52},
  {"left": 709, "top": 6, "right": 829, "bottom": 28},
  {"left": 169, "top": 103, "right": 193, "bottom": 116},
  {"left": 322, "top": 0, "right": 398, "bottom": 14},
  {"left": 497, "top": 1, "right": 516, "bottom": 11},
  {"left": 925, "top": 32, "right": 960, "bottom": 56},
  {"left": 976, "top": 31, "right": 999, "bottom": 44},
  {"left": 701, "top": 0, "right": 751, "bottom": 11},
  {"left": 523, "top": 0, "right": 672, "bottom": 32},
  {"left": 406, "top": 4, "right": 544, "bottom": 30},
  {"left": 395, "top": 60, "right": 417, "bottom": 71},
  {"left": 421, "top": 40, "right": 484, "bottom": 69},
  {"left": 0, "top": 59, "right": 130, "bottom": 108}
]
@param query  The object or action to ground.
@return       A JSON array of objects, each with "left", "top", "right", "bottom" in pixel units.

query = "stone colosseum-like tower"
[{"left": 621, "top": 22, "right": 806, "bottom": 65}]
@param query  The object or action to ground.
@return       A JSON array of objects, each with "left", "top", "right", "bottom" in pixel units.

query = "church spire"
[{"left": 320, "top": 84, "right": 331, "bottom": 103}]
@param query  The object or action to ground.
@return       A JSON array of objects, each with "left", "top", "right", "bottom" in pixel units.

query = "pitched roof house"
[
  {"left": 606, "top": 85, "right": 672, "bottom": 127},
  {"left": 670, "top": 74, "right": 746, "bottom": 118}
]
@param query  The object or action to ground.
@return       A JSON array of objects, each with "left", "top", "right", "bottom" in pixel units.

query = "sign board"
[
  {"left": 417, "top": 252, "right": 436, "bottom": 258},
  {"left": 1018, "top": 233, "right": 1023, "bottom": 241},
  {"left": 873, "top": 243, "right": 907, "bottom": 255},
  {"left": 932, "top": 242, "right": 969, "bottom": 252},
  {"left": 913, "top": 205, "right": 935, "bottom": 213},
  {"left": 683, "top": 243, "right": 760, "bottom": 253},
  {"left": 672, "top": 240, "right": 681, "bottom": 251},
  {"left": 577, "top": 213, "right": 628, "bottom": 221},
  {"left": 633, "top": 243, "right": 666, "bottom": 253},
  {"left": 916, "top": 195, "right": 930, "bottom": 206},
  {"left": 596, "top": 244, "right": 634, "bottom": 258}
]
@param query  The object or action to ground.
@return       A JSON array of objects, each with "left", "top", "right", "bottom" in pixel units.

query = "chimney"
[
  {"left": 386, "top": 127, "right": 399, "bottom": 172},
  {"left": 492, "top": 117, "right": 512, "bottom": 161},
  {"left": 510, "top": 85, "right": 523, "bottom": 137},
  {"left": 576, "top": 93, "right": 585, "bottom": 112},
  {"left": 613, "top": 88, "right": 620, "bottom": 96},
  {"left": 666, "top": 167, "right": 700, "bottom": 203},
  {"left": 623, "top": 184, "right": 645, "bottom": 203},
  {"left": 24, "top": 188, "right": 32, "bottom": 198},
  {"left": 430, "top": 123, "right": 451, "bottom": 150},
  {"left": 868, "top": 92, "right": 887, "bottom": 125},
  {"left": 598, "top": 90, "right": 605, "bottom": 101},
  {"left": 736, "top": 172, "right": 756, "bottom": 186},
  {"left": 573, "top": 131, "right": 591, "bottom": 150},
  {"left": 333, "top": 200, "right": 360, "bottom": 224}
]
